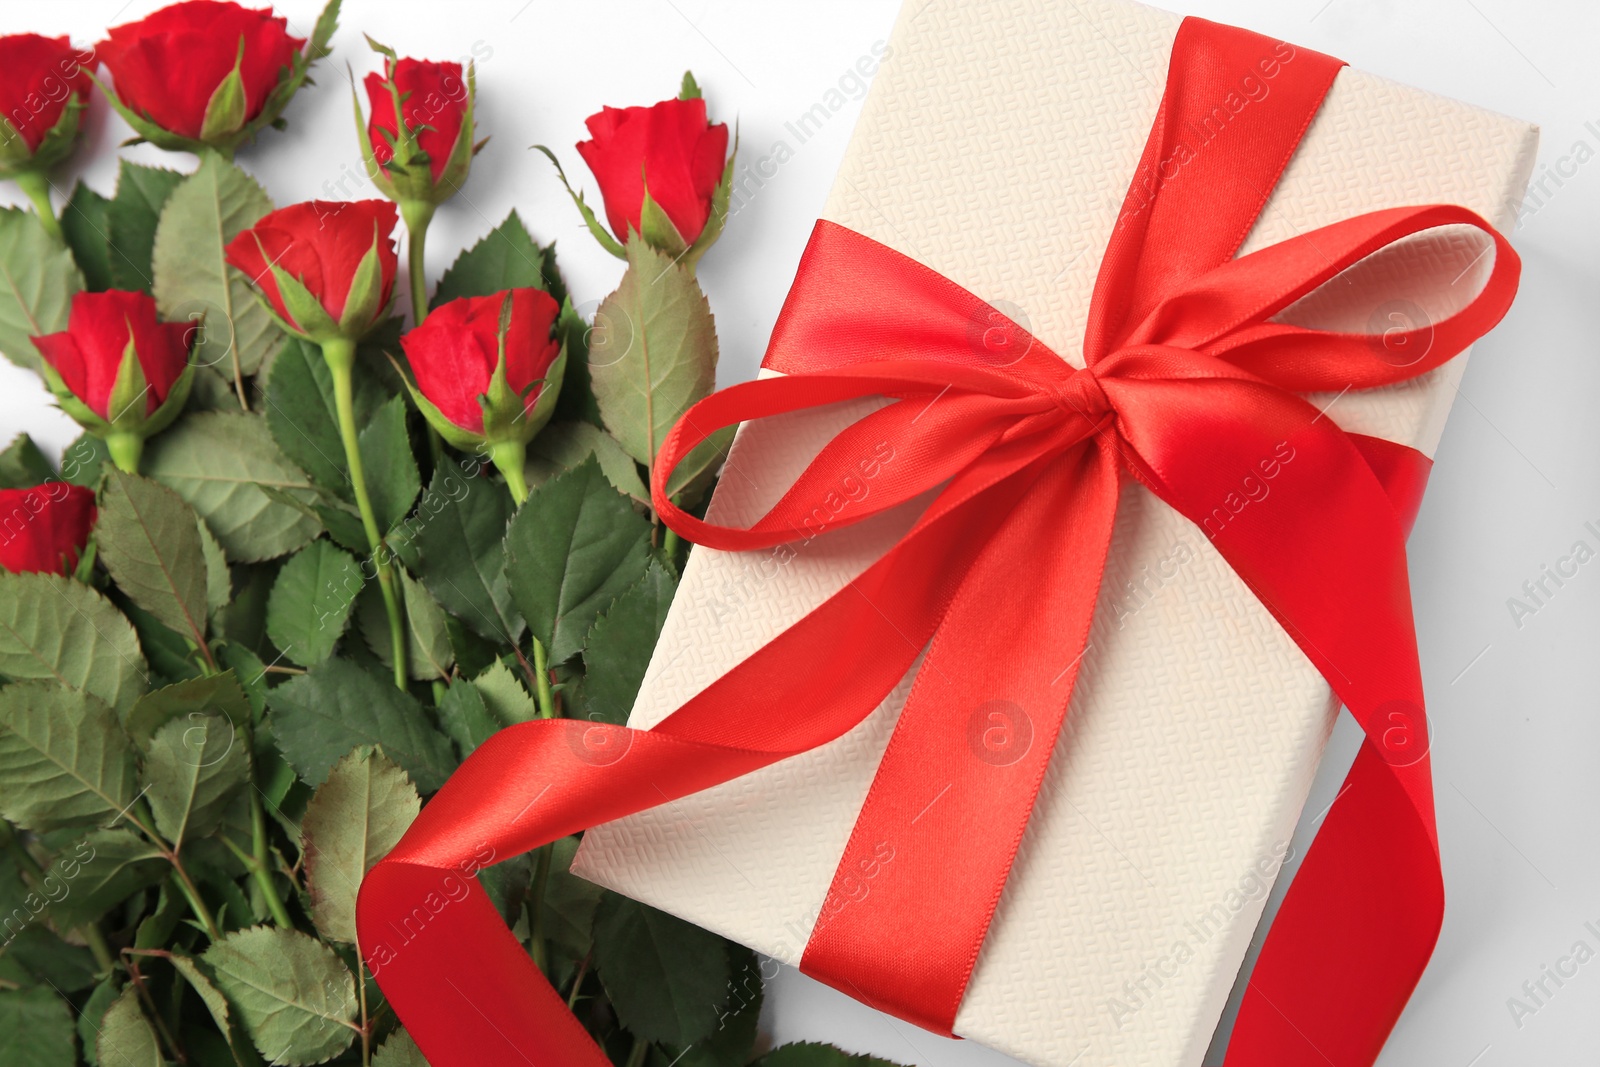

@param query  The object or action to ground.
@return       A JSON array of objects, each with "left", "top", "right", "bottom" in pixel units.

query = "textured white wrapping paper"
[{"left": 574, "top": 2, "right": 1539, "bottom": 1064}]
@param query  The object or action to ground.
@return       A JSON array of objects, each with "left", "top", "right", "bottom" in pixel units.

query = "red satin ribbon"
[{"left": 359, "top": 17, "right": 1521, "bottom": 1067}]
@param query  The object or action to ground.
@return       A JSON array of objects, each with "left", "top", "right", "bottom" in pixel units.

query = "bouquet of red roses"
[{"left": 0, "top": 4, "right": 897, "bottom": 1066}]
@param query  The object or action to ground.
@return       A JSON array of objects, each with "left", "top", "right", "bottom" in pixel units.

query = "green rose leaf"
[
  {"left": 264, "top": 337, "right": 387, "bottom": 497},
  {"left": 473, "top": 659, "right": 538, "bottom": 727},
  {"left": 0, "top": 572, "right": 146, "bottom": 713},
  {"left": 59, "top": 432, "right": 109, "bottom": 488},
  {"left": 357, "top": 569, "right": 453, "bottom": 681},
  {"left": 203, "top": 926, "right": 358, "bottom": 1067},
  {"left": 75, "top": 980, "right": 118, "bottom": 1067},
  {"left": 0, "top": 433, "right": 55, "bottom": 488},
  {"left": 583, "top": 560, "right": 677, "bottom": 725},
  {"left": 527, "top": 420, "right": 649, "bottom": 504},
  {"left": 540, "top": 835, "right": 605, "bottom": 965},
  {"left": 505, "top": 457, "right": 651, "bottom": 663},
  {"left": 431, "top": 209, "right": 558, "bottom": 309},
  {"left": 107, "top": 160, "right": 185, "bottom": 293},
  {"left": 199, "top": 516, "right": 232, "bottom": 620},
  {"left": 97, "top": 470, "right": 210, "bottom": 650},
  {"left": 144, "top": 412, "right": 320, "bottom": 562},
  {"left": 752, "top": 1044, "right": 907, "bottom": 1067},
  {"left": 436, "top": 676, "right": 497, "bottom": 758},
  {"left": 592, "top": 892, "right": 731, "bottom": 1048},
  {"left": 0, "top": 682, "right": 136, "bottom": 832},
  {"left": 60, "top": 181, "right": 113, "bottom": 292},
  {"left": 151, "top": 152, "right": 279, "bottom": 386},
  {"left": 372, "top": 1030, "right": 427, "bottom": 1067},
  {"left": 266, "top": 657, "right": 455, "bottom": 791},
  {"left": 45, "top": 829, "right": 166, "bottom": 930},
  {"left": 411, "top": 464, "right": 524, "bottom": 643},
  {"left": 357, "top": 395, "right": 421, "bottom": 533},
  {"left": 96, "top": 988, "right": 161, "bottom": 1067},
  {"left": 0, "top": 207, "right": 81, "bottom": 373},
  {"left": 125, "top": 671, "right": 252, "bottom": 748},
  {"left": 266, "top": 539, "right": 364, "bottom": 666},
  {"left": 300, "top": 746, "right": 420, "bottom": 943},
  {"left": 588, "top": 236, "right": 718, "bottom": 479},
  {"left": 0, "top": 985, "right": 76, "bottom": 1067},
  {"left": 0, "top": 926, "right": 97, "bottom": 994},
  {"left": 169, "top": 953, "right": 254, "bottom": 1067},
  {"left": 144, "top": 712, "right": 250, "bottom": 848},
  {"left": 667, "top": 944, "right": 764, "bottom": 1067}
]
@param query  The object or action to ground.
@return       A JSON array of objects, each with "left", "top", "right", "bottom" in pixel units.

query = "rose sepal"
[
  {"left": 0, "top": 97, "right": 86, "bottom": 179},
  {"left": 679, "top": 130, "right": 738, "bottom": 271},
  {"left": 534, "top": 144, "right": 626, "bottom": 259},
  {"left": 198, "top": 40, "right": 250, "bottom": 143}
]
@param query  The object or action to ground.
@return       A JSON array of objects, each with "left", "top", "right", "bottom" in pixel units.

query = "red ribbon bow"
[{"left": 360, "top": 18, "right": 1520, "bottom": 1067}]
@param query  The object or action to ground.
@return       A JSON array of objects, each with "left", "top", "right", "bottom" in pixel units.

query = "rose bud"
[
  {"left": 33, "top": 290, "right": 196, "bottom": 473},
  {"left": 225, "top": 199, "right": 399, "bottom": 345},
  {"left": 398, "top": 288, "right": 566, "bottom": 500},
  {"left": 0, "top": 483, "right": 96, "bottom": 576},
  {"left": 95, "top": 0, "right": 332, "bottom": 155},
  {"left": 358, "top": 42, "right": 478, "bottom": 209},
  {"left": 546, "top": 72, "right": 733, "bottom": 270},
  {"left": 0, "top": 34, "right": 92, "bottom": 184}
]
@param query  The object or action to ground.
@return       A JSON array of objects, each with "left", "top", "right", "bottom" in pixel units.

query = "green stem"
[
  {"left": 623, "top": 1034, "right": 648, "bottom": 1067},
  {"left": 169, "top": 859, "right": 220, "bottom": 941},
  {"left": 246, "top": 794, "right": 292, "bottom": 927},
  {"left": 530, "top": 635, "right": 554, "bottom": 719},
  {"left": 401, "top": 199, "right": 435, "bottom": 324},
  {"left": 106, "top": 430, "right": 144, "bottom": 474},
  {"left": 489, "top": 439, "right": 529, "bottom": 505},
  {"left": 528, "top": 843, "right": 551, "bottom": 975},
  {"left": 359, "top": 957, "right": 372, "bottom": 1067},
  {"left": 83, "top": 922, "right": 115, "bottom": 974},
  {"left": 401, "top": 199, "right": 446, "bottom": 465},
  {"left": 14, "top": 170, "right": 61, "bottom": 242},
  {"left": 566, "top": 953, "right": 590, "bottom": 1009},
  {"left": 660, "top": 525, "right": 682, "bottom": 567},
  {"left": 323, "top": 337, "right": 408, "bottom": 688}
]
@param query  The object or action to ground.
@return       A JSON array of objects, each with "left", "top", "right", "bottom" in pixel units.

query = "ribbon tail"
[
  {"left": 1109, "top": 370, "right": 1440, "bottom": 1067},
  {"left": 801, "top": 438, "right": 1121, "bottom": 1032},
  {"left": 1226, "top": 744, "right": 1442, "bottom": 1065}
]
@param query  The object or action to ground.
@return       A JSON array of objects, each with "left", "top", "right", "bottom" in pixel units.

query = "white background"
[{"left": 0, "top": 1, "right": 1596, "bottom": 1065}]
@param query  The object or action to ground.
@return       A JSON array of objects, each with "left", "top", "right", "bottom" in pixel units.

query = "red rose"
[
  {"left": 0, "top": 34, "right": 91, "bottom": 162},
  {"left": 98, "top": 0, "right": 303, "bottom": 141},
  {"left": 401, "top": 288, "right": 562, "bottom": 435},
  {"left": 576, "top": 94, "right": 729, "bottom": 246},
  {"left": 225, "top": 200, "right": 399, "bottom": 341},
  {"left": 0, "top": 483, "right": 96, "bottom": 576},
  {"left": 365, "top": 57, "right": 468, "bottom": 185},
  {"left": 34, "top": 291, "right": 192, "bottom": 421}
]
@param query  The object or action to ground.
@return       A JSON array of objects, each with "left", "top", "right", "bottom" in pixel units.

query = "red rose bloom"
[
  {"left": 0, "top": 483, "right": 95, "bottom": 576},
  {"left": 34, "top": 291, "right": 192, "bottom": 420},
  {"left": 224, "top": 200, "right": 399, "bottom": 337},
  {"left": 99, "top": 1, "right": 303, "bottom": 140},
  {"left": 401, "top": 288, "right": 561, "bottom": 433},
  {"left": 576, "top": 95, "right": 729, "bottom": 245},
  {"left": 365, "top": 57, "right": 467, "bottom": 183},
  {"left": 0, "top": 34, "right": 91, "bottom": 153}
]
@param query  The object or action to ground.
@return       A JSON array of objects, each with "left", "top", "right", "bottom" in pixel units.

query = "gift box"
[{"left": 571, "top": 2, "right": 1539, "bottom": 1065}]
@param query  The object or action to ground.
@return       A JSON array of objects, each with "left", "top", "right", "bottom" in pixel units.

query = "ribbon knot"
[{"left": 1046, "top": 364, "right": 1111, "bottom": 424}]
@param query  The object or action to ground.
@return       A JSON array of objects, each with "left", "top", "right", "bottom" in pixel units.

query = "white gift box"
[{"left": 574, "top": 1, "right": 1539, "bottom": 1064}]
